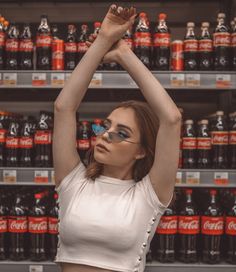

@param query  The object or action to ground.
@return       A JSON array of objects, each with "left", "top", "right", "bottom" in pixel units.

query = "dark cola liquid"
[
  {"left": 184, "top": 23, "right": 198, "bottom": 71},
  {"left": 77, "top": 121, "right": 91, "bottom": 165},
  {"left": 5, "top": 23, "right": 19, "bottom": 70},
  {"left": 77, "top": 24, "right": 89, "bottom": 65},
  {"left": 65, "top": 24, "right": 77, "bottom": 70},
  {"left": 19, "top": 24, "right": 33, "bottom": 70},
  {"left": 197, "top": 121, "right": 211, "bottom": 168},
  {"left": 0, "top": 193, "right": 8, "bottom": 260},
  {"left": 229, "top": 113, "right": 236, "bottom": 168},
  {"left": 199, "top": 23, "right": 213, "bottom": 71}
]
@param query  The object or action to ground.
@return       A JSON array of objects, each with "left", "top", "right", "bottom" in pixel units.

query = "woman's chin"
[{"left": 94, "top": 152, "right": 109, "bottom": 164}]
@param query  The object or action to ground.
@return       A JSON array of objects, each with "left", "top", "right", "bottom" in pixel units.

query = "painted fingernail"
[{"left": 135, "top": 13, "right": 140, "bottom": 19}]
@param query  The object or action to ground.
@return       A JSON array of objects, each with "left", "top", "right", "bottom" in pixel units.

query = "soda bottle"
[
  {"left": 65, "top": 24, "right": 77, "bottom": 70},
  {"left": 177, "top": 189, "right": 200, "bottom": 263},
  {"left": 5, "top": 23, "right": 19, "bottom": 70},
  {"left": 0, "top": 191, "right": 8, "bottom": 260},
  {"left": 171, "top": 40, "right": 184, "bottom": 71},
  {"left": 182, "top": 120, "right": 197, "bottom": 168},
  {"left": 123, "top": 27, "right": 133, "bottom": 50},
  {"left": 154, "top": 202, "right": 177, "bottom": 262},
  {"left": 178, "top": 108, "right": 184, "bottom": 169},
  {"left": 0, "top": 111, "right": 9, "bottom": 167},
  {"left": 19, "top": 24, "right": 33, "bottom": 70},
  {"left": 213, "top": 13, "right": 231, "bottom": 71},
  {"left": 9, "top": 193, "right": 28, "bottom": 261},
  {"left": 153, "top": 13, "right": 171, "bottom": 70},
  {"left": 91, "top": 118, "right": 103, "bottom": 147},
  {"left": 225, "top": 189, "right": 236, "bottom": 264},
  {"left": 48, "top": 193, "right": 59, "bottom": 260},
  {"left": 197, "top": 119, "right": 211, "bottom": 168},
  {"left": 229, "top": 112, "right": 236, "bottom": 168},
  {"left": 77, "top": 120, "right": 91, "bottom": 164},
  {"left": 34, "top": 111, "right": 53, "bottom": 167},
  {"left": 183, "top": 22, "right": 198, "bottom": 70},
  {"left": 5, "top": 119, "right": 20, "bottom": 167},
  {"left": 29, "top": 193, "right": 47, "bottom": 261},
  {"left": 199, "top": 22, "right": 213, "bottom": 70},
  {"left": 36, "top": 15, "right": 52, "bottom": 70},
  {"left": 231, "top": 17, "right": 236, "bottom": 70},
  {"left": 0, "top": 17, "right": 6, "bottom": 69},
  {"left": 51, "top": 24, "right": 64, "bottom": 70},
  {"left": 77, "top": 24, "right": 89, "bottom": 65},
  {"left": 201, "top": 189, "right": 224, "bottom": 264},
  {"left": 211, "top": 111, "right": 228, "bottom": 169},
  {"left": 134, "top": 12, "right": 152, "bottom": 68}
]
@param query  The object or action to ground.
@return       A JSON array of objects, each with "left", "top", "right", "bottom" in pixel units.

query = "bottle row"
[{"left": 0, "top": 12, "right": 235, "bottom": 71}]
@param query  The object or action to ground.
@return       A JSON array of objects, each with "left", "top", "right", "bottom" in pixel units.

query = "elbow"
[
  {"left": 166, "top": 111, "right": 182, "bottom": 125},
  {"left": 54, "top": 101, "right": 76, "bottom": 113}
]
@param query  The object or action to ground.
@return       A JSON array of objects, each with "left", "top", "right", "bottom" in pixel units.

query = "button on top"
[
  {"left": 152, "top": 217, "right": 156, "bottom": 221},
  {"left": 147, "top": 230, "right": 151, "bottom": 234},
  {"left": 142, "top": 243, "right": 147, "bottom": 247},
  {"left": 138, "top": 257, "right": 142, "bottom": 261}
]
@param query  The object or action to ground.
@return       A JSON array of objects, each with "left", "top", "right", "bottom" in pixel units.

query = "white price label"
[
  {"left": 51, "top": 73, "right": 65, "bottom": 86},
  {"left": 3, "top": 170, "right": 17, "bottom": 183},
  {"left": 216, "top": 74, "right": 231, "bottom": 88},
  {"left": 186, "top": 74, "right": 200, "bottom": 87},
  {"left": 34, "top": 170, "right": 49, "bottom": 183},
  {"left": 170, "top": 74, "right": 185, "bottom": 87},
  {"left": 176, "top": 171, "right": 182, "bottom": 184},
  {"left": 214, "top": 172, "right": 229, "bottom": 185},
  {"left": 51, "top": 170, "right": 55, "bottom": 184},
  {"left": 0, "top": 73, "right": 2, "bottom": 84},
  {"left": 3, "top": 73, "right": 17, "bottom": 85},
  {"left": 65, "top": 73, "right": 71, "bottom": 82},
  {"left": 29, "top": 265, "right": 43, "bottom": 272},
  {"left": 89, "top": 73, "right": 102, "bottom": 87},
  {"left": 186, "top": 172, "right": 200, "bottom": 184},
  {"left": 32, "top": 73, "right": 46, "bottom": 86}
]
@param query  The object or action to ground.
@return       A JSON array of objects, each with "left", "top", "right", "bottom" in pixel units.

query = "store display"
[
  {"left": 171, "top": 40, "right": 184, "bottom": 71},
  {"left": 19, "top": 24, "right": 33, "bottom": 70},
  {"left": 197, "top": 120, "right": 211, "bottom": 168},
  {"left": 5, "top": 23, "right": 19, "bottom": 70},
  {"left": 232, "top": 17, "right": 236, "bottom": 70},
  {"left": 64, "top": 24, "right": 77, "bottom": 70},
  {"left": 51, "top": 24, "right": 64, "bottom": 70}
]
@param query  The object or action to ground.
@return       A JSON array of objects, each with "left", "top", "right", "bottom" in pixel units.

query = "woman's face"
[{"left": 94, "top": 107, "right": 145, "bottom": 167}]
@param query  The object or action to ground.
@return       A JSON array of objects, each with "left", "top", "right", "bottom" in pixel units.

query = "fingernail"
[{"left": 135, "top": 13, "right": 140, "bottom": 19}]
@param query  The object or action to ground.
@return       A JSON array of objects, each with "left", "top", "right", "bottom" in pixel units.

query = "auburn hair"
[{"left": 85, "top": 100, "right": 159, "bottom": 182}]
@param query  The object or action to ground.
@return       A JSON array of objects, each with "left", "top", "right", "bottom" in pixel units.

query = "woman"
[{"left": 53, "top": 4, "right": 181, "bottom": 272}]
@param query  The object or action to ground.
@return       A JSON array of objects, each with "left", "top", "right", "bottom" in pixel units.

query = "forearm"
[
  {"left": 55, "top": 35, "right": 112, "bottom": 112},
  {"left": 117, "top": 49, "right": 181, "bottom": 123}
]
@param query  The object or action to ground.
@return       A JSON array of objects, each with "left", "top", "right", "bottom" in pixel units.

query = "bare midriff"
[{"left": 59, "top": 262, "right": 115, "bottom": 272}]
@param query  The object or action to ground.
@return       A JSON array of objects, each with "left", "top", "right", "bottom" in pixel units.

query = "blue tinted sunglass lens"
[{"left": 92, "top": 124, "right": 105, "bottom": 136}]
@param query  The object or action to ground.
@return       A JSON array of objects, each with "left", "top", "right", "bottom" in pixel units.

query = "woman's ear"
[{"left": 135, "top": 147, "right": 146, "bottom": 160}]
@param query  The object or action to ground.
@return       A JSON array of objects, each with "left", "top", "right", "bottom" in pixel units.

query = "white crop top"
[{"left": 54, "top": 162, "right": 173, "bottom": 272}]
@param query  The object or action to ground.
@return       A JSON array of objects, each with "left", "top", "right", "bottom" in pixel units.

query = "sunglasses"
[{"left": 92, "top": 124, "right": 139, "bottom": 144}]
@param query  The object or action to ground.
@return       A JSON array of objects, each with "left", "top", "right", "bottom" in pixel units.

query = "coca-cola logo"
[
  {"left": 179, "top": 219, "right": 199, "bottom": 230},
  {"left": 19, "top": 41, "right": 33, "bottom": 51},
  {"left": 184, "top": 40, "right": 198, "bottom": 51},
  {"left": 29, "top": 221, "right": 47, "bottom": 232},
  {"left": 153, "top": 35, "right": 170, "bottom": 47},
  {"left": 172, "top": 52, "right": 183, "bottom": 59},
  {"left": 78, "top": 43, "right": 88, "bottom": 53},
  {"left": 49, "top": 222, "right": 58, "bottom": 232},
  {"left": 197, "top": 138, "right": 211, "bottom": 148},
  {"left": 36, "top": 36, "right": 52, "bottom": 47},
  {"left": 232, "top": 34, "right": 236, "bottom": 46},
  {"left": 0, "top": 220, "right": 7, "bottom": 231},
  {"left": 158, "top": 219, "right": 177, "bottom": 230},
  {"left": 203, "top": 220, "right": 223, "bottom": 230},
  {"left": 134, "top": 36, "right": 151, "bottom": 44},
  {"left": 228, "top": 221, "right": 236, "bottom": 231},
  {"left": 65, "top": 43, "right": 77, "bottom": 52},
  {"left": 199, "top": 40, "right": 213, "bottom": 51},
  {"left": 52, "top": 51, "right": 64, "bottom": 59},
  {"left": 35, "top": 134, "right": 50, "bottom": 143},
  {"left": 20, "top": 137, "right": 33, "bottom": 147},
  {"left": 229, "top": 133, "right": 236, "bottom": 144},
  {"left": 214, "top": 33, "right": 231, "bottom": 47},
  {"left": 6, "top": 40, "right": 19, "bottom": 51},
  {"left": 9, "top": 220, "right": 27, "bottom": 231},
  {"left": 6, "top": 137, "right": 19, "bottom": 147},
  {"left": 212, "top": 134, "right": 228, "bottom": 144}
]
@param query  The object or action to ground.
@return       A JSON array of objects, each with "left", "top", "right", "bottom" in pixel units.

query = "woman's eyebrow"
[{"left": 105, "top": 118, "right": 133, "bottom": 134}]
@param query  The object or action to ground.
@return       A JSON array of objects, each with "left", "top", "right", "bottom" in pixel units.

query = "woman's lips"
[{"left": 96, "top": 143, "right": 109, "bottom": 152}]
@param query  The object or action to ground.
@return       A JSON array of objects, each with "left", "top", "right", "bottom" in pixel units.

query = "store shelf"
[
  {"left": 0, "top": 71, "right": 235, "bottom": 90},
  {"left": 0, "top": 167, "right": 235, "bottom": 187}
]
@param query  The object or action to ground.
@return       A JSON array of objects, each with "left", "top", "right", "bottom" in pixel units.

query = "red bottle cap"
[
  {"left": 159, "top": 13, "right": 167, "bottom": 20},
  {"left": 185, "top": 189, "right": 192, "bottom": 194},
  {"left": 54, "top": 193, "right": 58, "bottom": 199},
  {"left": 94, "top": 119, "right": 102, "bottom": 124},
  {"left": 94, "top": 22, "right": 101, "bottom": 28},
  {"left": 139, "top": 12, "right": 147, "bottom": 18},
  {"left": 35, "top": 193, "right": 42, "bottom": 199},
  {"left": 81, "top": 120, "right": 89, "bottom": 125},
  {"left": 210, "top": 189, "right": 217, "bottom": 195}
]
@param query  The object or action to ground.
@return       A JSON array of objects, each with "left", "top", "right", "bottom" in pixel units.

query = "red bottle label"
[
  {"left": 6, "top": 137, "right": 19, "bottom": 148},
  {"left": 0, "top": 32, "right": 5, "bottom": 47},
  {"left": 34, "top": 131, "right": 52, "bottom": 144},
  {"left": 225, "top": 216, "right": 236, "bottom": 235},
  {"left": 6, "top": 39, "right": 19, "bottom": 52},
  {"left": 199, "top": 39, "right": 213, "bottom": 52},
  {"left": 153, "top": 33, "right": 170, "bottom": 47},
  {"left": 197, "top": 137, "right": 211, "bottom": 150},
  {"left": 182, "top": 137, "right": 197, "bottom": 149},
  {"left": 134, "top": 32, "right": 152, "bottom": 47},
  {"left": 124, "top": 38, "right": 133, "bottom": 50},
  {"left": 156, "top": 216, "right": 178, "bottom": 234},
  {"left": 229, "top": 131, "right": 236, "bottom": 145},
  {"left": 48, "top": 217, "right": 58, "bottom": 234},
  {"left": 78, "top": 139, "right": 90, "bottom": 150},
  {"left": 232, "top": 33, "right": 236, "bottom": 47},
  {"left": 178, "top": 216, "right": 200, "bottom": 234},
  {"left": 28, "top": 217, "right": 48, "bottom": 233},
  {"left": 65, "top": 42, "right": 77, "bottom": 52},
  {"left": 213, "top": 32, "right": 231, "bottom": 47},
  {"left": 0, "top": 216, "right": 7, "bottom": 233},
  {"left": 0, "top": 129, "right": 6, "bottom": 143},
  {"left": 201, "top": 216, "right": 224, "bottom": 235},
  {"left": 91, "top": 136, "right": 97, "bottom": 147},
  {"left": 184, "top": 39, "right": 198, "bottom": 52},
  {"left": 211, "top": 131, "right": 229, "bottom": 145},
  {"left": 78, "top": 42, "right": 88, "bottom": 53},
  {"left": 36, "top": 34, "right": 52, "bottom": 47},
  {"left": 20, "top": 137, "right": 33, "bottom": 148},
  {"left": 8, "top": 216, "right": 27, "bottom": 233},
  {"left": 19, "top": 39, "right": 33, "bottom": 52}
]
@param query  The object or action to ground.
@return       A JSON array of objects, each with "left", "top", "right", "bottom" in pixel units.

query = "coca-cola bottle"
[
  {"left": 178, "top": 108, "right": 184, "bottom": 169},
  {"left": 5, "top": 23, "right": 19, "bottom": 70},
  {"left": 0, "top": 16, "right": 6, "bottom": 69},
  {"left": 197, "top": 119, "right": 211, "bottom": 168},
  {"left": 9, "top": 193, "right": 28, "bottom": 261},
  {"left": 51, "top": 24, "right": 64, "bottom": 70},
  {"left": 177, "top": 189, "right": 200, "bottom": 263},
  {"left": 0, "top": 111, "right": 9, "bottom": 167},
  {"left": 19, "top": 24, "right": 33, "bottom": 70},
  {"left": 5, "top": 119, "right": 20, "bottom": 167},
  {"left": 34, "top": 111, "right": 53, "bottom": 167},
  {"left": 29, "top": 193, "right": 47, "bottom": 261},
  {"left": 123, "top": 27, "right": 133, "bottom": 50},
  {"left": 77, "top": 24, "right": 89, "bottom": 65},
  {"left": 211, "top": 111, "right": 228, "bottom": 169},
  {"left": 225, "top": 189, "right": 236, "bottom": 264},
  {"left": 36, "top": 15, "right": 52, "bottom": 70},
  {"left": 134, "top": 12, "right": 152, "bottom": 68},
  {"left": 201, "top": 189, "right": 224, "bottom": 264},
  {"left": 154, "top": 202, "right": 177, "bottom": 262},
  {"left": 153, "top": 13, "right": 171, "bottom": 70},
  {"left": 231, "top": 18, "right": 236, "bottom": 70},
  {"left": 0, "top": 192, "right": 8, "bottom": 260},
  {"left": 199, "top": 22, "right": 213, "bottom": 70},
  {"left": 213, "top": 13, "right": 231, "bottom": 71},
  {"left": 77, "top": 120, "right": 91, "bottom": 165},
  {"left": 91, "top": 118, "right": 103, "bottom": 147},
  {"left": 182, "top": 120, "right": 197, "bottom": 168},
  {"left": 48, "top": 193, "right": 59, "bottom": 260},
  {"left": 229, "top": 112, "right": 236, "bottom": 168},
  {"left": 184, "top": 22, "right": 198, "bottom": 70},
  {"left": 65, "top": 24, "right": 77, "bottom": 70}
]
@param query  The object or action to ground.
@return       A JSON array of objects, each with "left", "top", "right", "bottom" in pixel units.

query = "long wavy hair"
[{"left": 85, "top": 100, "right": 160, "bottom": 182}]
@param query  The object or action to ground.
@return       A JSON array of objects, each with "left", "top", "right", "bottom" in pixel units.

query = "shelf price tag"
[
  {"left": 0, "top": 73, "right": 2, "bottom": 85},
  {"left": 176, "top": 171, "right": 182, "bottom": 184},
  {"left": 32, "top": 73, "right": 46, "bottom": 86},
  {"left": 214, "top": 172, "right": 229, "bottom": 185},
  {"left": 65, "top": 72, "right": 71, "bottom": 82},
  {"left": 51, "top": 170, "right": 55, "bottom": 184},
  {"left": 89, "top": 73, "right": 102, "bottom": 87},
  {"left": 3, "top": 170, "right": 17, "bottom": 183},
  {"left": 29, "top": 265, "right": 43, "bottom": 272},
  {"left": 34, "top": 170, "right": 49, "bottom": 183},
  {"left": 170, "top": 74, "right": 185, "bottom": 87},
  {"left": 3, "top": 73, "right": 17, "bottom": 86},
  {"left": 216, "top": 74, "right": 231, "bottom": 88},
  {"left": 51, "top": 73, "right": 65, "bottom": 86},
  {"left": 186, "top": 74, "right": 200, "bottom": 87},
  {"left": 186, "top": 172, "right": 200, "bottom": 185}
]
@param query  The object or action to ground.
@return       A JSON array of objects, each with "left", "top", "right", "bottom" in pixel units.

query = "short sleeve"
[{"left": 135, "top": 174, "right": 173, "bottom": 214}]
